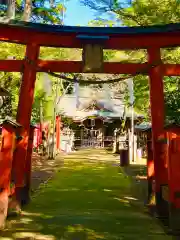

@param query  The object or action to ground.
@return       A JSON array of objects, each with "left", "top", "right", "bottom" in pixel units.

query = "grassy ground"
[
  {"left": 1, "top": 149, "right": 172, "bottom": 240},
  {"left": 123, "top": 164, "right": 148, "bottom": 204}
]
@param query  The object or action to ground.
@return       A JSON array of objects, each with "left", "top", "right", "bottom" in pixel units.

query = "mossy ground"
[{"left": 1, "top": 149, "right": 172, "bottom": 240}]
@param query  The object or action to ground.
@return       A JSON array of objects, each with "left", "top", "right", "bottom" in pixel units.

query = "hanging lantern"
[{"left": 91, "top": 119, "right": 95, "bottom": 127}]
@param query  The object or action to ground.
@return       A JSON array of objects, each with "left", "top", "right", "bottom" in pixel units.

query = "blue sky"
[
  {"left": 63, "top": 0, "right": 118, "bottom": 26},
  {"left": 64, "top": 0, "right": 96, "bottom": 26}
]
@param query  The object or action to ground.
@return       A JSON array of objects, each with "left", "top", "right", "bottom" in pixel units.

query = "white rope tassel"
[
  {"left": 43, "top": 73, "right": 52, "bottom": 97},
  {"left": 127, "top": 78, "right": 134, "bottom": 105},
  {"left": 74, "top": 80, "right": 80, "bottom": 109}
]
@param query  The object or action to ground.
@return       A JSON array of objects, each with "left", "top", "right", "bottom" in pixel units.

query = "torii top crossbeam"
[
  {"left": 1, "top": 20, "right": 180, "bottom": 49},
  {"left": 1, "top": 21, "right": 180, "bottom": 76}
]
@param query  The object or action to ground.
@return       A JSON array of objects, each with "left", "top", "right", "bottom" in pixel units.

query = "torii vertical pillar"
[
  {"left": 148, "top": 47, "right": 168, "bottom": 217},
  {"left": 13, "top": 43, "right": 39, "bottom": 206},
  {"left": 146, "top": 130, "right": 154, "bottom": 203},
  {"left": 23, "top": 125, "right": 36, "bottom": 205}
]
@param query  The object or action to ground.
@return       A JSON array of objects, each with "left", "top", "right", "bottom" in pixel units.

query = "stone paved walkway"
[
  {"left": 1, "top": 149, "right": 173, "bottom": 240},
  {"left": 30, "top": 152, "right": 64, "bottom": 192}
]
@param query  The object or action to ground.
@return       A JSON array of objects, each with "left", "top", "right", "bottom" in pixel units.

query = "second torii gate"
[{"left": 1, "top": 21, "right": 180, "bottom": 227}]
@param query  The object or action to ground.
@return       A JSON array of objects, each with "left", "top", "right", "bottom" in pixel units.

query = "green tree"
[
  {"left": 81, "top": 0, "right": 180, "bottom": 122},
  {"left": 0, "top": 0, "right": 67, "bottom": 23},
  {"left": 0, "top": 0, "right": 71, "bottom": 122},
  {"left": 0, "top": 41, "right": 82, "bottom": 123},
  {"left": 0, "top": 42, "right": 24, "bottom": 118}
]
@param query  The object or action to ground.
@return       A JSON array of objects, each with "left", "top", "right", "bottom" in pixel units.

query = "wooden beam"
[
  {"left": 1, "top": 24, "right": 180, "bottom": 49},
  {"left": 1, "top": 59, "right": 180, "bottom": 76},
  {"left": 164, "top": 64, "right": 180, "bottom": 76},
  {"left": 37, "top": 60, "right": 82, "bottom": 73},
  {"left": 0, "top": 60, "right": 23, "bottom": 72}
]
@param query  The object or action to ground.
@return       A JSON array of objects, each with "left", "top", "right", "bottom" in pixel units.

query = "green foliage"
[
  {"left": 124, "top": 75, "right": 150, "bottom": 120},
  {"left": 0, "top": 0, "right": 65, "bottom": 24},
  {"left": 0, "top": 42, "right": 74, "bottom": 123},
  {"left": 0, "top": 0, "right": 79, "bottom": 127},
  {"left": 83, "top": 0, "right": 180, "bottom": 123},
  {"left": 0, "top": 0, "right": 66, "bottom": 121},
  {"left": 0, "top": 32, "right": 79, "bottom": 124},
  {"left": 118, "top": 0, "right": 180, "bottom": 27},
  {"left": 117, "top": 0, "right": 180, "bottom": 123},
  {"left": 60, "top": 115, "right": 80, "bottom": 130},
  {"left": 164, "top": 77, "right": 180, "bottom": 124},
  {"left": 0, "top": 42, "right": 23, "bottom": 118}
]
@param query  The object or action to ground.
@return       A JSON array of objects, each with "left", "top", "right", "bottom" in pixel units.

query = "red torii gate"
[{"left": 1, "top": 21, "right": 180, "bottom": 227}]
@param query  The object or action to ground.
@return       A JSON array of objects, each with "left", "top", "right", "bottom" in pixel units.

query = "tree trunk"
[
  {"left": 22, "top": 0, "right": 32, "bottom": 22},
  {"left": 7, "top": 0, "right": 15, "bottom": 20}
]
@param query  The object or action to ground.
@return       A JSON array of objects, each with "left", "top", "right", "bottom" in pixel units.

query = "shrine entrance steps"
[{"left": 1, "top": 149, "right": 171, "bottom": 239}]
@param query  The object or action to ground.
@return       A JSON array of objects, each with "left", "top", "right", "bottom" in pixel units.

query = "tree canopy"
[
  {"left": 81, "top": 0, "right": 180, "bottom": 123},
  {"left": 0, "top": 0, "right": 69, "bottom": 123},
  {"left": 0, "top": 0, "right": 66, "bottom": 23}
]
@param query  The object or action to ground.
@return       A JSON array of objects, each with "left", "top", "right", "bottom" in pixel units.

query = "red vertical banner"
[
  {"left": 13, "top": 43, "right": 40, "bottom": 204},
  {"left": 0, "top": 125, "right": 14, "bottom": 191},
  {"left": 0, "top": 125, "right": 15, "bottom": 228},
  {"left": 167, "top": 129, "right": 180, "bottom": 232},
  {"left": 56, "top": 115, "right": 61, "bottom": 152},
  {"left": 33, "top": 127, "right": 38, "bottom": 149},
  {"left": 39, "top": 122, "right": 42, "bottom": 145},
  {"left": 148, "top": 47, "right": 168, "bottom": 216},
  {"left": 35, "top": 124, "right": 41, "bottom": 149}
]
